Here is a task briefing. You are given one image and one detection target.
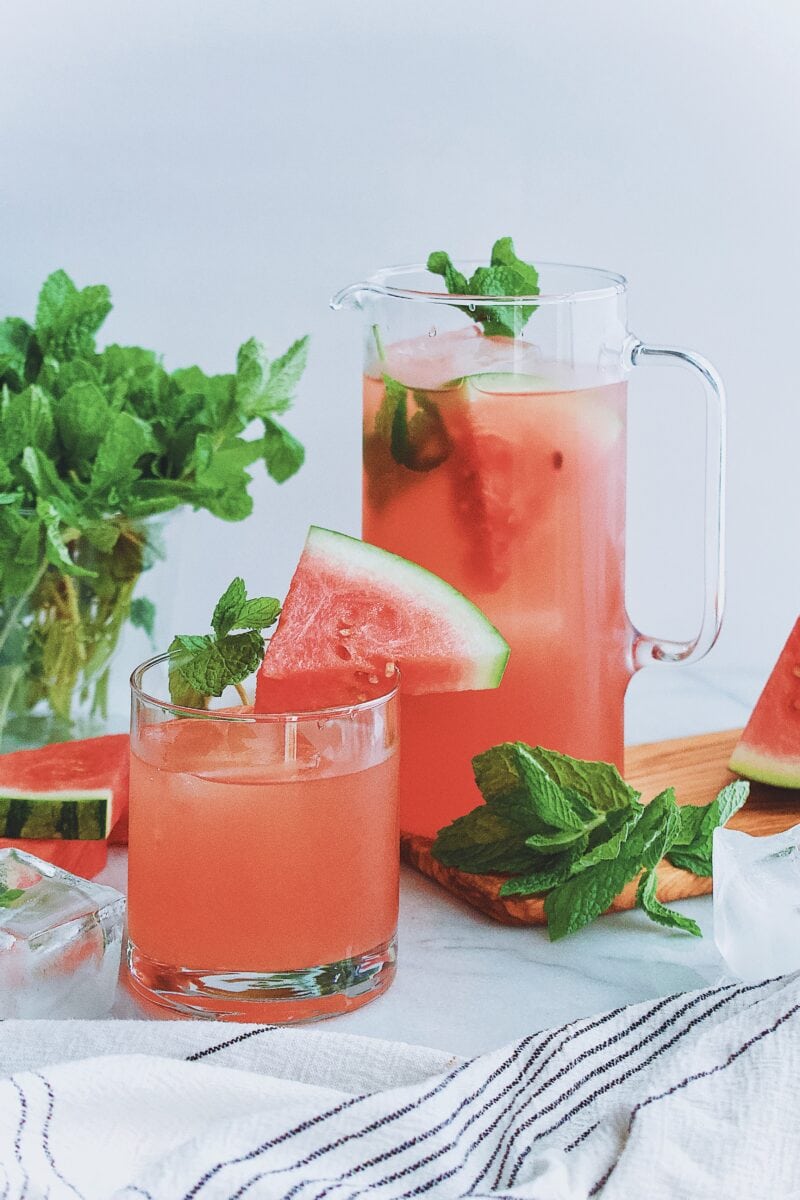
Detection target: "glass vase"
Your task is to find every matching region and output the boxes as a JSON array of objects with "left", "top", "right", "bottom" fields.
[{"left": 0, "top": 511, "right": 173, "bottom": 751}]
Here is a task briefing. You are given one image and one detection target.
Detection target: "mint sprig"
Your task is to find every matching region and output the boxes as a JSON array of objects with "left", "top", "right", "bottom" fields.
[
  {"left": 168, "top": 577, "right": 280, "bottom": 707},
  {"left": 426, "top": 236, "right": 540, "bottom": 338},
  {"left": 431, "top": 742, "right": 750, "bottom": 940}
]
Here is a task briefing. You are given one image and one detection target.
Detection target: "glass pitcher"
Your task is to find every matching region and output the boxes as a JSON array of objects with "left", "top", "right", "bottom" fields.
[{"left": 332, "top": 261, "right": 724, "bottom": 837}]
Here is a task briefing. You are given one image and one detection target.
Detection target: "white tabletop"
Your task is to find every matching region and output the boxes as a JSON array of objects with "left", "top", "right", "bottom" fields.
[{"left": 102, "top": 664, "right": 761, "bottom": 1057}]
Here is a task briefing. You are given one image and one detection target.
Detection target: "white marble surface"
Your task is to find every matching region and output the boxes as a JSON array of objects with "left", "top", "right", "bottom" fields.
[{"left": 101, "top": 665, "right": 762, "bottom": 1057}]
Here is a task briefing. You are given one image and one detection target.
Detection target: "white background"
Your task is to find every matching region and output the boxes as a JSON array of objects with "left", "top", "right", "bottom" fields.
[{"left": 2, "top": 1, "right": 798, "bottom": 719}]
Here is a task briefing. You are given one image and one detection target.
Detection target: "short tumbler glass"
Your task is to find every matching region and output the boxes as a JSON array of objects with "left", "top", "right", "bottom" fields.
[{"left": 126, "top": 653, "right": 399, "bottom": 1021}]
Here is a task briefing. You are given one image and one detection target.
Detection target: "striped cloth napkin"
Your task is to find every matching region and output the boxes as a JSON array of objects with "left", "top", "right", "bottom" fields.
[{"left": 0, "top": 972, "right": 798, "bottom": 1199}]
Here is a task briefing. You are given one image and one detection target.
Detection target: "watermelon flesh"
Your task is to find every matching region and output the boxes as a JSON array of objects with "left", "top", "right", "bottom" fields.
[
  {"left": 0, "top": 734, "right": 130, "bottom": 875},
  {"left": 729, "top": 617, "right": 800, "bottom": 787},
  {"left": 256, "top": 526, "right": 510, "bottom": 712}
]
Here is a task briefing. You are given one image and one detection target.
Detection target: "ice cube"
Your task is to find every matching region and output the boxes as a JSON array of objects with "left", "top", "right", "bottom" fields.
[
  {"left": 713, "top": 824, "right": 800, "bottom": 981},
  {"left": 0, "top": 848, "right": 125, "bottom": 1018}
]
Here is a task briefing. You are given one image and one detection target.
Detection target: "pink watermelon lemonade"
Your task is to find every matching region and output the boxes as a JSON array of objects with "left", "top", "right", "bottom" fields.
[
  {"left": 127, "top": 657, "right": 399, "bottom": 1022},
  {"left": 363, "top": 330, "right": 630, "bottom": 836}
]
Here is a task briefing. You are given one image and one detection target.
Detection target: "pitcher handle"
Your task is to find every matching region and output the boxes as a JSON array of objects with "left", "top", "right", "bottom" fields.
[{"left": 627, "top": 339, "right": 726, "bottom": 668}]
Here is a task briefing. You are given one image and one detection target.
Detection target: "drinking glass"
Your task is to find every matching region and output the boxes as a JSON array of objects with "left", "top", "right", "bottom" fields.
[
  {"left": 333, "top": 261, "right": 724, "bottom": 836},
  {"left": 127, "top": 654, "right": 399, "bottom": 1021}
]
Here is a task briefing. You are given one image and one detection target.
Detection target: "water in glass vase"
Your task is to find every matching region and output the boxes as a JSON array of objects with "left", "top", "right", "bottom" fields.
[{"left": 363, "top": 329, "right": 631, "bottom": 837}]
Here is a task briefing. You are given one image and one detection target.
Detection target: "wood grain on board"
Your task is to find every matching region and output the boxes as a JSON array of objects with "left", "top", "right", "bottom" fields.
[{"left": 399, "top": 729, "right": 800, "bottom": 927}]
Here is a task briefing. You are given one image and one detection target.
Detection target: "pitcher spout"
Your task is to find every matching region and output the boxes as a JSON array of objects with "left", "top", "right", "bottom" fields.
[{"left": 329, "top": 283, "right": 374, "bottom": 311}]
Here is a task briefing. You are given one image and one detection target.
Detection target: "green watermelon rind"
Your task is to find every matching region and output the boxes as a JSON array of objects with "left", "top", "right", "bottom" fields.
[
  {"left": 728, "top": 746, "right": 800, "bottom": 789},
  {"left": 727, "top": 617, "right": 800, "bottom": 790},
  {"left": 0, "top": 789, "right": 112, "bottom": 840},
  {"left": 306, "top": 526, "right": 510, "bottom": 689}
]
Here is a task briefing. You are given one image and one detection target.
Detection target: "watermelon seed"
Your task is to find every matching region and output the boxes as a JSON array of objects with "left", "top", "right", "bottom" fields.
[
  {"left": 339, "top": 627, "right": 352, "bottom": 636},
  {"left": 385, "top": 662, "right": 396, "bottom": 677},
  {"left": 552, "top": 451, "right": 564, "bottom": 470},
  {"left": 368, "top": 674, "right": 379, "bottom": 685},
  {"left": 336, "top": 644, "right": 352, "bottom": 661}
]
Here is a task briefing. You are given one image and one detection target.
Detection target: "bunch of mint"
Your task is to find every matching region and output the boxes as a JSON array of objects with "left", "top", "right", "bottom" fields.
[
  {"left": 432, "top": 741, "right": 749, "bottom": 940},
  {"left": 427, "top": 236, "right": 540, "bottom": 337},
  {"left": 168, "top": 577, "right": 280, "bottom": 708},
  {"left": 0, "top": 270, "right": 308, "bottom": 739}
]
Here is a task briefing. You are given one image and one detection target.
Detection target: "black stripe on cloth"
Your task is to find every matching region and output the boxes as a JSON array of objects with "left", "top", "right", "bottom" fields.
[
  {"left": 10, "top": 1079, "right": 29, "bottom": 1200},
  {"left": 180, "top": 1056, "right": 478, "bottom": 1199},
  {"left": 476, "top": 988, "right": 709, "bottom": 1192},
  {"left": 35, "top": 1074, "right": 86, "bottom": 1200},
  {"left": 280, "top": 1007, "right": 628, "bottom": 1200},
  {"left": 503, "top": 978, "right": 779, "bottom": 1187},
  {"left": 588, "top": 999, "right": 800, "bottom": 1197},
  {"left": 185, "top": 1027, "right": 276, "bottom": 1062}
]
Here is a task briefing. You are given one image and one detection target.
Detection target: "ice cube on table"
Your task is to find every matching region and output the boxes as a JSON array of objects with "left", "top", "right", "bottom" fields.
[
  {"left": 713, "top": 824, "right": 800, "bottom": 982},
  {"left": 0, "top": 847, "right": 125, "bottom": 1018}
]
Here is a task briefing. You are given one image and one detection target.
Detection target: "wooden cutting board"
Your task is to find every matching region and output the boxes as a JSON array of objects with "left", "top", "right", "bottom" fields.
[{"left": 399, "top": 729, "right": 800, "bottom": 927}]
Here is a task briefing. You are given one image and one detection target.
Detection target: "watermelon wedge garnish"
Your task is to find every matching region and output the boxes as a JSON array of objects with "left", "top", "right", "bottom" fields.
[
  {"left": 729, "top": 617, "right": 800, "bottom": 787},
  {"left": 0, "top": 734, "right": 130, "bottom": 874},
  {"left": 256, "top": 526, "right": 510, "bottom": 712}
]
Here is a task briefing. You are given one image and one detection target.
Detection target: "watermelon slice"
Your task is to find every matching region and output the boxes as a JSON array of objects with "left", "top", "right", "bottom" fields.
[
  {"left": 729, "top": 617, "right": 800, "bottom": 787},
  {"left": 0, "top": 734, "right": 130, "bottom": 876},
  {"left": 256, "top": 526, "right": 509, "bottom": 712}
]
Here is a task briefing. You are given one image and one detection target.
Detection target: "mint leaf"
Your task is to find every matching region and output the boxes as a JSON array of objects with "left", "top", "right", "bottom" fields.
[
  {"left": 55, "top": 381, "right": 111, "bottom": 467},
  {"left": 167, "top": 637, "right": 208, "bottom": 709},
  {"left": 375, "top": 376, "right": 405, "bottom": 439},
  {"left": 666, "top": 780, "right": 750, "bottom": 877},
  {"left": 636, "top": 870, "right": 701, "bottom": 937},
  {"left": 238, "top": 596, "right": 282, "bottom": 629},
  {"left": 0, "top": 319, "right": 39, "bottom": 390},
  {"left": 235, "top": 335, "right": 309, "bottom": 417},
  {"left": 432, "top": 805, "right": 543, "bottom": 875},
  {"left": 426, "top": 252, "right": 470, "bottom": 296},
  {"left": 171, "top": 631, "right": 263, "bottom": 697},
  {"left": 543, "top": 790, "right": 679, "bottom": 941},
  {"left": 568, "top": 804, "right": 644, "bottom": 876},
  {"left": 427, "top": 237, "right": 540, "bottom": 338},
  {"left": 525, "top": 745, "right": 640, "bottom": 813},
  {"left": 262, "top": 416, "right": 305, "bottom": 483},
  {"left": 263, "top": 336, "right": 310, "bottom": 413},
  {"left": 525, "top": 829, "right": 590, "bottom": 853},
  {"left": 36, "top": 499, "right": 96, "bottom": 578},
  {"left": 499, "top": 855, "right": 578, "bottom": 897},
  {"left": 168, "top": 578, "right": 280, "bottom": 705},
  {"left": 211, "top": 577, "right": 247, "bottom": 638},
  {"left": 389, "top": 389, "right": 451, "bottom": 472},
  {"left": 474, "top": 743, "right": 590, "bottom": 832},
  {"left": 130, "top": 596, "right": 156, "bottom": 642},
  {"left": 35, "top": 270, "right": 112, "bottom": 359},
  {"left": 90, "top": 411, "right": 157, "bottom": 495}
]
